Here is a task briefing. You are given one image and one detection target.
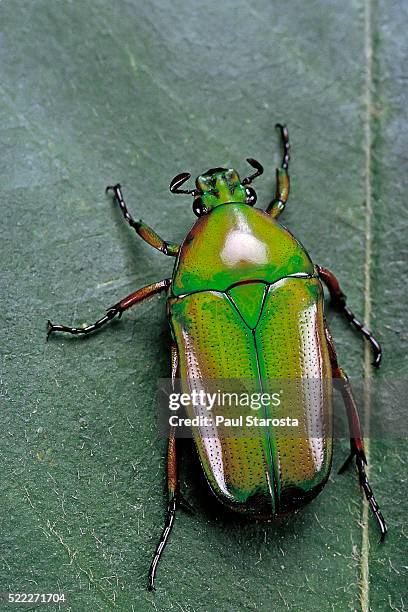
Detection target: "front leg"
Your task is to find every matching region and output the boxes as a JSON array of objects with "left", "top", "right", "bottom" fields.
[
  {"left": 265, "top": 123, "right": 290, "bottom": 218},
  {"left": 106, "top": 184, "right": 179, "bottom": 256},
  {"left": 47, "top": 278, "right": 171, "bottom": 339}
]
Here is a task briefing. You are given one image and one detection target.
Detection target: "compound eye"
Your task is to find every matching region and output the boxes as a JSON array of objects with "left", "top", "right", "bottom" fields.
[
  {"left": 245, "top": 186, "right": 257, "bottom": 206},
  {"left": 193, "top": 197, "right": 205, "bottom": 217}
]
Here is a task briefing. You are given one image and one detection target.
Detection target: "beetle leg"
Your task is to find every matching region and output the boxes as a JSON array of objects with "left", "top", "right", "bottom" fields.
[
  {"left": 148, "top": 349, "right": 178, "bottom": 591},
  {"left": 266, "top": 123, "right": 290, "bottom": 217},
  {"left": 336, "top": 368, "right": 388, "bottom": 541},
  {"left": 325, "top": 326, "right": 388, "bottom": 541},
  {"left": 106, "top": 183, "right": 179, "bottom": 256},
  {"left": 148, "top": 430, "right": 178, "bottom": 591},
  {"left": 148, "top": 344, "right": 184, "bottom": 590},
  {"left": 317, "top": 265, "right": 382, "bottom": 367},
  {"left": 47, "top": 279, "right": 171, "bottom": 339}
]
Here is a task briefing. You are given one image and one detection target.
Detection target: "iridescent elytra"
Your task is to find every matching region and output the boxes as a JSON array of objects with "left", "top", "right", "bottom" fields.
[{"left": 47, "top": 124, "right": 387, "bottom": 590}]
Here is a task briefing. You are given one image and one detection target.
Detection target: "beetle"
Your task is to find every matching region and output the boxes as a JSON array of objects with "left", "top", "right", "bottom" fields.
[{"left": 47, "top": 124, "right": 387, "bottom": 590}]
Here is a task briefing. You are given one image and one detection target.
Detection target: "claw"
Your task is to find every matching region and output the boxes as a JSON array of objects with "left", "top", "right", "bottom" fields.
[
  {"left": 46, "top": 320, "right": 54, "bottom": 341},
  {"left": 380, "top": 522, "right": 388, "bottom": 543},
  {"left": 372, "top": 350, "right": 382, "bottom": 368},
  {"left": 105, "top": 183, "right": 121, "bottom": 194}
]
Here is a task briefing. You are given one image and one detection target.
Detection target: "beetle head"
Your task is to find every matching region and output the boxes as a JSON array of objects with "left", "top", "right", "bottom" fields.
[{"left": 169, "top": 159, "right": 263, "bottom": 217}]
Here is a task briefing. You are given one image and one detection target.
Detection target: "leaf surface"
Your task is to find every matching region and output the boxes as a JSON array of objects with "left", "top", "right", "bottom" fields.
[{"left": 1, "top": 1, "right": 407, "bottom": 610}]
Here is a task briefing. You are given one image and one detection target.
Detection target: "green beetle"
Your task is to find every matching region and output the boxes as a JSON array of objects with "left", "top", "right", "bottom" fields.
[{"left": 47, "top": 124, "right": 386, "bottom": 590}]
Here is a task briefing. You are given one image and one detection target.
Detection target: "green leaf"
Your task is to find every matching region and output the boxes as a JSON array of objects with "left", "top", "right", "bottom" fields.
[{"left": 1, "top": 1, "right": 406, "bottom": 610}]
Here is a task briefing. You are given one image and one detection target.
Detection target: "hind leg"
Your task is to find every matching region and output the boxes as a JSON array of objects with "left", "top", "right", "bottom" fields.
[
  {"left": 325, "top": 326, "right": 387, "bottom": 540},
  {"left": 148, "top": 427, "right": 179, "bottom": 591},
  {"left": 148, "top": 343, "right": 193, "bottom": 590}
]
